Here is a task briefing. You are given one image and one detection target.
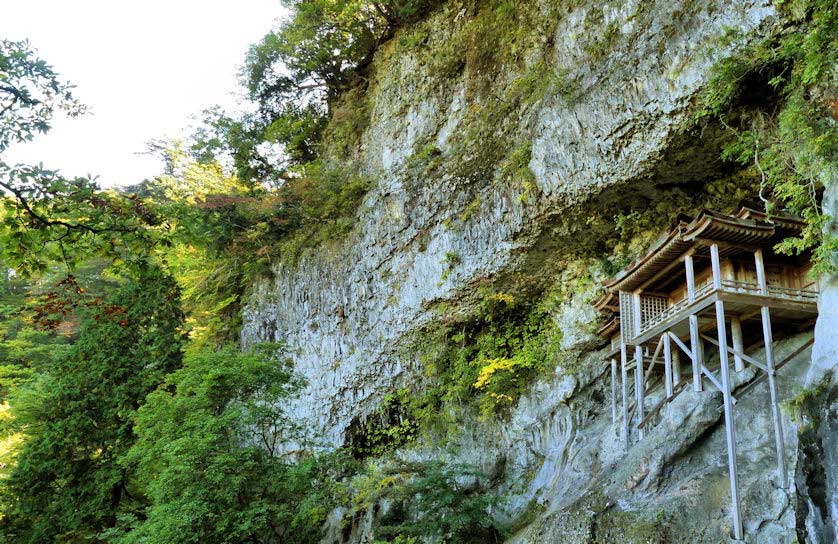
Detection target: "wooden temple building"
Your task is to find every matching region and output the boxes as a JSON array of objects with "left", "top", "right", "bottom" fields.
[{"left": 592, "top": 205, "right": 819, "bottom": 540}]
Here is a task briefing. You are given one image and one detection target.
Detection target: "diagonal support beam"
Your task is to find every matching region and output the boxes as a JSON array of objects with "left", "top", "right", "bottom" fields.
[
  {"left": 644, "top": 336, "right": 665, "bottom": 387},
  {"left": 700, "top": 365, "right": 738, "bottom": 404},
  {"left": 668, "top": 332, "right": 693, "bottom": 361},
  {"left": 701, "top": 334, "right": 770, "bottom": 373},
  {"left": 736, "top": 338, "right": 813, "bottom": 398}
]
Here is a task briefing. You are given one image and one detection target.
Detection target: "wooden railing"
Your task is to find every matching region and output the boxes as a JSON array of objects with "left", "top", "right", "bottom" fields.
[
  {"left": 633, "top": 280, "right": 818, "bottom": 339},
  {"left": 635, "top": 281, "right": 712, "bottom": 336},
  {"left": 720, "top": 279, "right": 819, "bottom": 301}
]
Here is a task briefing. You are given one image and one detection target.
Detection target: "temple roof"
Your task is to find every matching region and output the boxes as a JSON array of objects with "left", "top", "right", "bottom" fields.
[
  {"left": 592, "top": 291, "right": 618, "bottom": 312},
  {"left": 596, "top": 315, "right": 621, "bottom": 338},
  {"left": 601, "top": 206, "right": 804, "bottom": 293}
]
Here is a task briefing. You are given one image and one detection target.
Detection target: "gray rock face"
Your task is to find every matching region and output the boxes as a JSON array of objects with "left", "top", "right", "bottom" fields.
[
  {"left": 240, "top": 0, "right": 838, "bottom": 540},
  {"left": 242, "top": 0, "right": 778, "bottom": 449},
  {"left": 810, "top": 169, "right": 838, "bottom": 386},
  {"left": 506, "top": 334, "right": 820, "bottom": 543}
]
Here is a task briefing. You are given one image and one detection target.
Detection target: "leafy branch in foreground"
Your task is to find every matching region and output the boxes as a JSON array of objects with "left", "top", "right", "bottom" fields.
[
  {"left": 0, "top": 163, "right": 164, "bottom": 276},
  {"left": 0, "top": 38, "right": 85, "bottom": 152},
  {"left": 0, "top": 40, "right": 163, "bottom": 278}
]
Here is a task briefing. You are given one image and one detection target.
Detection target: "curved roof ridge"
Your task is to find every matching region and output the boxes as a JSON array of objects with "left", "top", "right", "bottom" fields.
[{"left": 601, "top": 205, "right": 803, "bottom": 293}]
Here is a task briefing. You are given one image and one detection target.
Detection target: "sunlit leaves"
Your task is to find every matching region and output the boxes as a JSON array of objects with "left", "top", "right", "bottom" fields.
[
  {"left": 115, "top": 344, "right": 356, "bottom": 544},
  {"left": 0, "top": 40, "right": 162, "bottom": 279},
  {"left": 200, "top": 1, "right": 442, "bottom": 183},
  {"left": 0, "top": 162, "right": 163, "bottom": 277},
  {"left": 702, "top": 0, "right": 838, "bottom": 274}
]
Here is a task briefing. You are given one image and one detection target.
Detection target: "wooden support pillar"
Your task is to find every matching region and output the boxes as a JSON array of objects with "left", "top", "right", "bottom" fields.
[
  {"left": 711, "top": 243, "right": 723, "bottom": 291},
  {"left": 674, "top": 347, "right": 682, "bottom": 384},
  {"left": 634, "top": 345, "right": 645, "bottom": 440},
  {"left": 632, "top": 292, "right": 643, "bottom": 337},
  {"left": 663, "top": 332, "right": 673, "bottom": 398},
  {"left": 620, "top": 342, "right": 629, "bottom": 450},
  {"left": 761, "top": 306, "right": 787, "bottom": 487},
  {"left": 631, "top": 287, "right": 645, "bottom": 440},
  {"left": 611, "top": 358, "right": 618, "bottom": 426},
  {"left": 731, "top": 316, "right": 745, "bottom": 372},
  {"left": 713, "top": 243, "right": 743, "bottom": 541},
  {"left": 685, "top": 254, "right": 703, "bottom": 392},
  {"left": 755, "top": 248, "right": 787, "bottom": 487},
  {"left": 754, "top": 247, "right": 767, "bottom": 295}
]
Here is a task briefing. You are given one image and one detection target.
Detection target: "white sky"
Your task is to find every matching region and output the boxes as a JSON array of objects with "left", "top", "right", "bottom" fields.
[{"left": 0, "top": 0, "right": 285, "bottom": 187}]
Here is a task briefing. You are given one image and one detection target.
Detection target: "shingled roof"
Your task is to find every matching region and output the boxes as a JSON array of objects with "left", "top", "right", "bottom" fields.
[{"left": 601, "top": 206, "right": 804, "bottom": 293}]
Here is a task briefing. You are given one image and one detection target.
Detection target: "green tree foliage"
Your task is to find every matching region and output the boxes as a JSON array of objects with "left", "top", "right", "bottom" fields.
[
  {"left": 0, "top": 165, "right": 164, "bottom": 276},
  {"left": 245, "top": 1, "right": 381, "bottom": 109},
  {"left": 0, "top": 258, "right": 118, "bottom": 484},
  {"left": 696, "top": 0, "right": 838, "bottom": 273},
  {"left": 417, "top": 290, "right": 559, "bottom": 422},
  {"left": 188, "top": 108, "right": 301, "bottom": 187},
  {"left": 134, "top": 144, "right": 368, "bottom": 344},
  {"left": 0, "top": 39, "right": 84, "bottom": 152},
  {"left": 0, "top": 290, "right": 69, "bottom": 400},
  {"left": 245, "top": 0, "right": 443, "bottom": 111},
  {"left": 113, "top": 343, "right": 356, "bottom": 544},
  {"left": 196, "top": 0, "right": 442, "bottom": 183},
  {"left": 353, "top": 462, "right": 501, "bottom": 543},
  {"left": 0, "top": 265, "right": 184, "bottom": 543},
  {"left": 0, "top": 40, "right": 163, "bottom": 277}
]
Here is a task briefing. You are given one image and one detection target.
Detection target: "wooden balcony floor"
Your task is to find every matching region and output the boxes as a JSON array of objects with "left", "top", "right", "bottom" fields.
[{"left": 629, "top": 285, "right": 818, "bottom": 346}]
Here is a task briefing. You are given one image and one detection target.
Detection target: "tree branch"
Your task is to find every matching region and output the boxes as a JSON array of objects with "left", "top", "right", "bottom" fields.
[{"left": 0, "top": 179, "right": 135, "bottom": 235}]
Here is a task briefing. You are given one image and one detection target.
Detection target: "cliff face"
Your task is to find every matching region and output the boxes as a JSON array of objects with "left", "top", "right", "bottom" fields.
[{"left": 241, "top": 0, "right": 838, "bottom": 541}]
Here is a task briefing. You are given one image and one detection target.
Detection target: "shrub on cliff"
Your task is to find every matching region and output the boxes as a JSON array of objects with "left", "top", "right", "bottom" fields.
[{"left": 696, "top": 0, "right": 838, "bottom": 274}]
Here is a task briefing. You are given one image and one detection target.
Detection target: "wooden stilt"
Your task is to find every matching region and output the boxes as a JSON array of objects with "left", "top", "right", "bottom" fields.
[
  {"left": 634, "top": 345, "right": 645, "bottom": 440},
  {"left": 689, "top": 316, "right": 704, "bottom": 392},
  {"left": 731, "top": 316, "right": 745, "bottom": 372},
  {"left": 711, "top": 245, "right": 722, "bottom": 291},
  {"left": 761, "top": 306, "right": 787, "bottom": 487},
  {"left": 611, "top": 358, "right": 618, "bottom": 426},
  {"left": 685, "top": 253, "right": 696, "bottom": 301},
  {"left": 672, "top": 347, "right": 681, "bottom": 386},
  {"left": 755, "top": 248, "right": 787, "bottom": 487},
  {"left": 620, "top": 342, "right": 629, "bottom": 450},
  {"left": 685, "top": 254, "right": 703, "bottom": 392},
  {"left": 663, "top": 332, "right": 673, "bottom": 398},
  {"left": 712, "top": 244, "right": 743, "bottom": 541}
]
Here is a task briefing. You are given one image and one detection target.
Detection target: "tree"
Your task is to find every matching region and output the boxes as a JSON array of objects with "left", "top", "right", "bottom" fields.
[
  {"left": 0, "top": 265, "right": 185, "bottom": 543},
  {"left": 244, "top": 0, "right": 443, "bottom": 111},
  {"left": 195, "top": 0, "right": 442, "bottom": 183},
  {"left": 113, "top": 344, "right": 356, "bottom": 544},
  {"left": 0, "top": 40, "right": 162, "bottom": 277},
  {"left": 0, "top": 39, "right": 84, "bottom": 152}
]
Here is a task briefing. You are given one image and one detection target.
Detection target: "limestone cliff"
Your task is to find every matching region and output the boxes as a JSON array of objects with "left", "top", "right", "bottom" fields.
[{"left": 242, "top": 0, "right": 838, "bottom": 541}]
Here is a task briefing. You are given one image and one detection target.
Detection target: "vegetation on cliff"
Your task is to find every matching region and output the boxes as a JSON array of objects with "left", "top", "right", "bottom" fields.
[
  {"left": 696, "top": 0, "right": 838, "bottom": 274},
  {"left": 0, "top": 0, "right": 835, "bottom": 542}
]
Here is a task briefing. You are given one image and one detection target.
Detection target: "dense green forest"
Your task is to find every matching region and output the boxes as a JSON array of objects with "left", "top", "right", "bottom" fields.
[{"left": 0, "top": 0, "right": 835, "bottom": 542}]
